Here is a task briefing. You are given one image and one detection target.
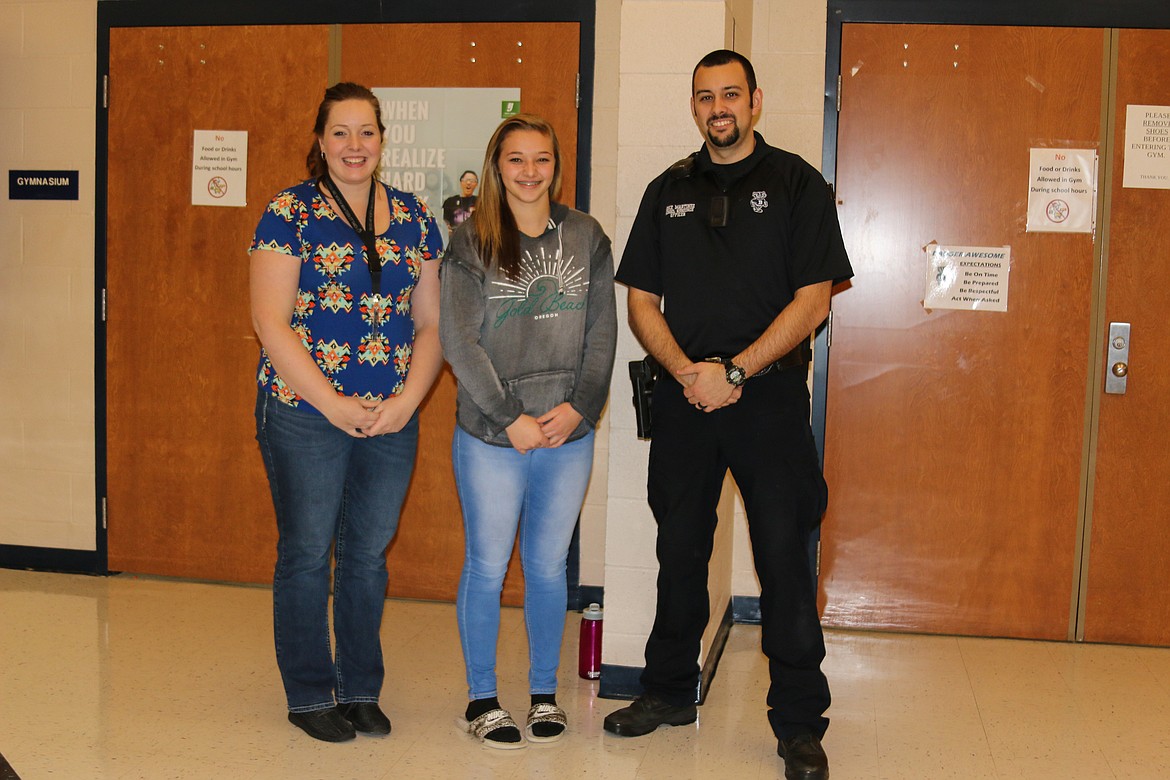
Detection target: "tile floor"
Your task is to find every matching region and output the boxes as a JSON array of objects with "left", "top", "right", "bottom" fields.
[{"left": 3, "top": 568, "right": 1170, "bottom": 779}]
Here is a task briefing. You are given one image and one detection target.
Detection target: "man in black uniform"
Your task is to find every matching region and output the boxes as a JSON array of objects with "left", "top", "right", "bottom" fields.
[{"left": 603, "top": 50, "right": 852, "bottom": 780}]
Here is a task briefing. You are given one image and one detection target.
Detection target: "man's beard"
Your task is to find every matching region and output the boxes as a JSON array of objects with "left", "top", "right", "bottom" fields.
[{"left": 706, "top": 117, "right": 741, "bottom": 148}]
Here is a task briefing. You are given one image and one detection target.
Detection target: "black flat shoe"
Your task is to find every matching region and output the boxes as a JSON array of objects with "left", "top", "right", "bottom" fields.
[
  {"left": 288, "top": 707, "right": 357, "bottom": 742},
  {"left": 777, "top": 732, "right": 829, "bottom": 780},
  {"left": 339, "top": 702, "right": 391, "bottom": 735},
  {"left": 602, "top": 692, "right": 696, "bottom": 737}
]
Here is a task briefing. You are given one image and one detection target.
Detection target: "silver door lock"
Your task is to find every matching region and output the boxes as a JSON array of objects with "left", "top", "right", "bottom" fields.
[{"left": 1105, "top": 322, "right": 1130, "bottom": 394}]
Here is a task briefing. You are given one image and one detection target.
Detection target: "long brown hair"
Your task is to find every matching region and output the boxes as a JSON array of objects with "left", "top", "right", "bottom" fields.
[
  {"left": 304, "top": 82, "right": 386, "bottom": 178},
  {"left": 473, "top": 114, "right": 563, "bottom": 279}
]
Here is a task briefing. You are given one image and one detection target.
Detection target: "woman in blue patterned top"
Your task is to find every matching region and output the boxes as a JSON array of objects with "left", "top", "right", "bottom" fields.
[{"left": 249, "top": 82, "right": 442, "bottom": 743}]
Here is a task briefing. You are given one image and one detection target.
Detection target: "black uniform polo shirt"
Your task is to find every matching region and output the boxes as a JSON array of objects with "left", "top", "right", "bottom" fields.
[{"left": 616, "top": 133, "right": 853, "bottom": 360}]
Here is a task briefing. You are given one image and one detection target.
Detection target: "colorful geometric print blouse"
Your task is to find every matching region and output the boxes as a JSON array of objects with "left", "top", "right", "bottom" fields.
[{"left": 249, "top": 179, "right": 441, "bottom": 415}]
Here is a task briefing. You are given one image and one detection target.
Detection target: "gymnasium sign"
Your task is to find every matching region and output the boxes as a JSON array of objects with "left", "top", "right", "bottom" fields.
[
  {"left": 191, "top": 130, "right": 248, "bottom": 207},
  {"left": 9, "top": 170, "right": 79, "bottom": 200}
]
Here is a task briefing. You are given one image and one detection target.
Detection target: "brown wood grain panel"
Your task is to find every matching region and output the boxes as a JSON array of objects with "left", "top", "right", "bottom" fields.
[
  {"left": 107, "top": 26, "right": 330, "bottom": 582},
  {"left": 1083, "top": 28, "right": 1170, "bottom": 645},
  {"left": 821, "top": 25, "right": 1102, "bottom": 637},
  {"left": 340, "top": 23, "right": 580, "bottom": 604}
]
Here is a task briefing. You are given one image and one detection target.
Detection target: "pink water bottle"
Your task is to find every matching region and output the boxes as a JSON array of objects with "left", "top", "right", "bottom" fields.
[{"left": 578, "top": 602, "right": 603, "bottom": 679}]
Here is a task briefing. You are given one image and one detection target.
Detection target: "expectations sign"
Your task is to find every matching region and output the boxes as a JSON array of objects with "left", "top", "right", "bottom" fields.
[{"left": 923, "top": 244, "right": 1011, "bottom": 312}]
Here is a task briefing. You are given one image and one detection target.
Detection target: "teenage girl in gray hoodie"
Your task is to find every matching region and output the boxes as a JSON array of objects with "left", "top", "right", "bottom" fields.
[{"left": 440, "top": 114, "right": 616, "bottom": 749}]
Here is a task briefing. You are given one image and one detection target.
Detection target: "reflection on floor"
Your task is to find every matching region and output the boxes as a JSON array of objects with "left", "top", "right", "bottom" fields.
[{"left": 3, "top": 568, "right": 1170, "bottom": 779}]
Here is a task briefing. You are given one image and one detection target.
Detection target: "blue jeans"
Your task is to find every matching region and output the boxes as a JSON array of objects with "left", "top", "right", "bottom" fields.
[
  {"left": 452, "top": 427, "right": 594, "bottom": 699},
  {"left": 255, "top": 390, "right": 418, "bottom": 713}
]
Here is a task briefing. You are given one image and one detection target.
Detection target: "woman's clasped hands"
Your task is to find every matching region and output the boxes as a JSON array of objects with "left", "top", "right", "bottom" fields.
[
  {"left": 324, "top": 395, "right": 414, "bottom": 438},
  {"left": 505, "top": 402, "right": 582, "bottom": 454}
]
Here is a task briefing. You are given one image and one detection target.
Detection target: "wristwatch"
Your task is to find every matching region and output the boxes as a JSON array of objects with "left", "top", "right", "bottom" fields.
[{"left": 723, "top": 359, "right": 747, "bottom": 387}]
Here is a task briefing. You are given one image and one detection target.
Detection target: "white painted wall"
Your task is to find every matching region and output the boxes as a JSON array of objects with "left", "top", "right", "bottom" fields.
[
  {"left": 0, "top": 0, "right": 98, "bottom": 551},
  {"left": 601, "top": 0, "right": 741, "bottom": 671},
  {"left": 577, "top": 0, "right": 624, "bottom": 589}
]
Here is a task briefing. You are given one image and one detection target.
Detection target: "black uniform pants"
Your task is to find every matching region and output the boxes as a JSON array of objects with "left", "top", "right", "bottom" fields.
[{"left": 640, "top": 367, "right": 831, "bottom": 740}]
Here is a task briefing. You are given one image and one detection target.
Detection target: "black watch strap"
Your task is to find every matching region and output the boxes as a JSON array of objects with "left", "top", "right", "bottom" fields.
[{"left": 724, "top": 360, "right": 747, "bottom": 387}]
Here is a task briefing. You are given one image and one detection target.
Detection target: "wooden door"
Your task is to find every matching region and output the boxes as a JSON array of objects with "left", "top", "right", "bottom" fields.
[
  {"left": 821, "top": 25, "right": 1104, "bottom": 638},
  {"left": 106, "top": 23, "right": 580, "bottom": 605},
  {"left": 1082, "top": 28, "right": 1170, "bottom": 644},
  {"left": 340, "top": 23, "right": 580, "bottom": 602},
  {"left": 106, "top": 25, "right": 329, "bottom": 581}
]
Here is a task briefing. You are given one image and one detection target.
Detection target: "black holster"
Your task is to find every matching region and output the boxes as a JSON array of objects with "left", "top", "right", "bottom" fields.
[{"left": 628, "top": 355, "right": 660, "bottom": 440}]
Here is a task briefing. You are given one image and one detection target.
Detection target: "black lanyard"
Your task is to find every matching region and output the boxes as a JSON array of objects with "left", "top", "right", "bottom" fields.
[{"left": 318, "top": 174, "right": 381, "bottom": 293}]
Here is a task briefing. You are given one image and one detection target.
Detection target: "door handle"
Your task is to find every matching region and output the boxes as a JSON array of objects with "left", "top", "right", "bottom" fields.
[{"left": 1105, "top": 322, "right": 1130, "bottom": 395}]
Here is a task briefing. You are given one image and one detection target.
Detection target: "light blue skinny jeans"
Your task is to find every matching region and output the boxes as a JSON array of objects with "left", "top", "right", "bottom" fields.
[{"left": 452, "top": 426, "right": 595, "bottom": 699}]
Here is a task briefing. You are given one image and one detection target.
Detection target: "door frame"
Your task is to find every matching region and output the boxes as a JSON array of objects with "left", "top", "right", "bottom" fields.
[
  {"left": 816, "top": 0, "right": 1170, "bottom": 639},
  {"left": 43, "top": 0, "right": 596, "bottom": 577}
]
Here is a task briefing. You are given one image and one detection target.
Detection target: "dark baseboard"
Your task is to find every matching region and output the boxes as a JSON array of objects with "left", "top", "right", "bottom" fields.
[
  {"left": 0, "top": 749, "right": 20, "bottom": 780},
  {"left": 565, "top": 522, "right": 604, "bottom": 612},
  {"left": 0, "top": 545, "right": 108, "bottom": 575},
  {"left": 576, "top": 584, "right": 603, "bottom": 610},
  {"left": 732, "top": 595, "right": 761, "bottom": 624},
  {"left": 597, "top": 599, "right": 738, "bottom": 704},
  {"left": 597, "top": 663, "right": 644, "bottom": 701}
]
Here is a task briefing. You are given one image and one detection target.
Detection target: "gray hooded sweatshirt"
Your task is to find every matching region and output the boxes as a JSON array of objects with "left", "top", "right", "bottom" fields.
[{"left": 439, "top": 202, "right": 617, "bottom": 447}]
